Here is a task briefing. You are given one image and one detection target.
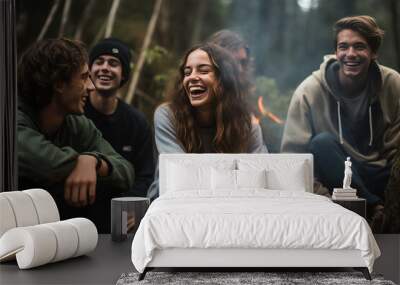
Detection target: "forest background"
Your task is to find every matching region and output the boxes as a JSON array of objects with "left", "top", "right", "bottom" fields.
[{"left": 16, "top": 0, "right": 400, "bottom": 152}]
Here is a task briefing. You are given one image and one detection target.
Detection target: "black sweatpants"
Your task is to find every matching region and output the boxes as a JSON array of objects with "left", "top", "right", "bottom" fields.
[
  {"left": 52, "top": 184, "right": 113, "bottom": 234},
  {"left": 309, "top": 132, "right": 390, "bottom": 206}
]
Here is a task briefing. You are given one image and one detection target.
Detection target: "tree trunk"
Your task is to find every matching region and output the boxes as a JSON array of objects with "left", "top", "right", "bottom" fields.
[
  {"left": 136, "top": 89, "right": 158, "bottom": 105},
  {"left": 125, "top": 0, "right": 163, "bottom": 105},
  {"left": 190, "top": 0, "right": 206, "bottom": 45},
  {"left": 156, "top": 0, "right": 171, "bottom": 48},
  {"left": 90, "top": 21, "right": 107, "bottom": 49},
  {"left": 105, "top": 0, "right": 122, "bottom": 38},
  {"left": 74, "top": 0, "right": 95, "bottom": 40},
  {"left": 37, "top": 0, "right": 60, "bottom": 41},
  {"left": 58, "top": 0, "right": 72, "bottom": 37}
]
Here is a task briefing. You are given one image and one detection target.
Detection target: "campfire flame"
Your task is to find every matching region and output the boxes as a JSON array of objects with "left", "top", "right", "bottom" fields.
[{"left": 257, "top": 96, "right": 284, "bottom": 125}]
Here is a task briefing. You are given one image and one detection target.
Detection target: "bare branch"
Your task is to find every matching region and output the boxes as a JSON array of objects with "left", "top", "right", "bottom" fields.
[
  {"left": 136, "top": 89, "right": 158, "bottom": 105},
  {"left": 37, "top": 0, "right": 61, "bottom": 41},
  {"left": 74, "top": 0, "right": 96, "bottom": 40},
  {"left": 190, "top": 1, "right": 206, "bottom": 45},
  {"left": 90, "top": 21, "right": 107, "bottom": 49},
  {"left": 125, "top": 0, "right": 163, "bottom": 105},
  {"left": 58, "top": 0, "right": 72, "bottom": 37},
  {"left": 105, "top": 0, "right": 122, "bottom": 38}
]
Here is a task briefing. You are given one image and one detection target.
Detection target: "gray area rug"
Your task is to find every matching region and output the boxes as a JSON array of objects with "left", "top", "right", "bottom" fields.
[{"left": 116, "top": 271, "right": 396, "bottom": 285}]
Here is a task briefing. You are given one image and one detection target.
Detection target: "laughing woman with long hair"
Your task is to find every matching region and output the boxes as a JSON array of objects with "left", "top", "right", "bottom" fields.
[{"left": 147, "top": 43, "right": 267, "bottom": 199}]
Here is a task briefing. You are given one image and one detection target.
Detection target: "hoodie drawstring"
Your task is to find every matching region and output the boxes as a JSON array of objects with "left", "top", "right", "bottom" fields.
[
  {"left": 369, "top": 106, "right": 373, "bottom": 146},
  {"left": 337, "top": 101, "right": 374, "bottom": 146},
  {"left": 337, "top": 101, "right": 344, "bottom": 145}
]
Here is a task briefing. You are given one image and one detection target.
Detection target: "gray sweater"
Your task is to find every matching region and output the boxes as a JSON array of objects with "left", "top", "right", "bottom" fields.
[{"left": 147, "top": 104, "right": 268, "bottom": 199}]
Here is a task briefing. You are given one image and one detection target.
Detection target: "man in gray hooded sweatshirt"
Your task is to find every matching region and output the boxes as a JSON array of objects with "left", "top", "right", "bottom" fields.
[{"left": 281, "top": 15, "right": 400, "bottom": 231}]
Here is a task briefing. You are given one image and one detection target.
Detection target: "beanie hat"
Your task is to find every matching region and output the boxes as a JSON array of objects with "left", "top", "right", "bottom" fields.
[{"left": 89, "top": 38, "right": 131, "bottom": 86}]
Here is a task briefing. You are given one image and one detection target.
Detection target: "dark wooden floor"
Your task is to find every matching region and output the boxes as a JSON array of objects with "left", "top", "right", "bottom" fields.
[
  {"left": 374, "top": 234, "right": 400, "bottom": 284},
  {"left": 0, "top": 234, "right": 398, "bottom": 284}
]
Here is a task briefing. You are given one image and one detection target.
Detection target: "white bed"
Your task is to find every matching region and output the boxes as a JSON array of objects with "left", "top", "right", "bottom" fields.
[{"left": 131, "top": 154, "right": 380, "bottom": 280}]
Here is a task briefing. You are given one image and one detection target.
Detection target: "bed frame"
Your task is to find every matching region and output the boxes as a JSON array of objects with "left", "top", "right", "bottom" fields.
[
  {"left": 138, "top": 154, "right": 372, "bottom": 280},
  {"left": 140, "top": 248, "right": 370, "bottom": 280}
]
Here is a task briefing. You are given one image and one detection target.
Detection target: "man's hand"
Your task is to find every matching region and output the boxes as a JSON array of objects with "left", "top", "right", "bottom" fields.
[{"left": 64, "top": 155, "right": 97, "bottom": 207}]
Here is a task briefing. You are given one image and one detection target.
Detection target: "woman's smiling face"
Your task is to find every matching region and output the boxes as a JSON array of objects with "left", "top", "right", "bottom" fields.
[{"left": 182, "top": 49, "right": 217, "bottom": 110}]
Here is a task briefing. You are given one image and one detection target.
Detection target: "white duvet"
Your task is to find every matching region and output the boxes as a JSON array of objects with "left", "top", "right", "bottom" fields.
[{"left": 131, "top": 190, "right": 380, "bottom": 273}]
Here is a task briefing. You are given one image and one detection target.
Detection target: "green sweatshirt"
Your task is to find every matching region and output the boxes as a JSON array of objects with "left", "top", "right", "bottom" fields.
[{"left": 17, "top": 98, "right": 135, "bottom": 193}]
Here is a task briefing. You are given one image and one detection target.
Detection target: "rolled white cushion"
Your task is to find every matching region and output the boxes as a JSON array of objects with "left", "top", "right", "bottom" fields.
[
  {"left": 0, "top": 226, "right": 57, "bottom": 269},
  {"left": 65, "top": 218, "right": 98, "bottom": 257},
  {"left": 0, "top": 196, "right": 17, "bottom": 237},
  {"left": 0, "top": 191, "right": 39, "bottom": 227},
  {"left": 0, "top": 189, "right": 59, "bottom": 238},
  {"left": 42, "top": 221, "right": 79, "bottom": 262},
  {"left": 0, "top": 218, "right": 98, "bottom": 269},
  {"left": 23, "top": 189, "right": 60, "bottom": 223}
]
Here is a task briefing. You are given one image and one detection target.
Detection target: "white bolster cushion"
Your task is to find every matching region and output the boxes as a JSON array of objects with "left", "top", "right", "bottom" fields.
[
  {"left": 0, "top": 226, "right": 57, "bottom": 269},
  {"left": 0, "top": 191, "right": 39, "bottom": 228},
  {"left": 65, "top": 218, "right": 98, "bottom": 257},
  {"left": 23, "top": 189, "right": 60, "bottom": 223},
  {"left": 0, "top": 218, "right": 98, "bottom": 269},
  {"left": 42, "top": 221, "right": 79, "bottom": 262},
  {"left": 0, "top": 196, "right": 17, "bottom": 237},
  {"left": 0, "top": 189, "right": 60, "bottom": 238}
]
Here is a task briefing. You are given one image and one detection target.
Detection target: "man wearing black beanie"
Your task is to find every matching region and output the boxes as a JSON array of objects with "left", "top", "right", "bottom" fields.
[{"left": 85, "top": 38, "right": 155, "bottom": 197}]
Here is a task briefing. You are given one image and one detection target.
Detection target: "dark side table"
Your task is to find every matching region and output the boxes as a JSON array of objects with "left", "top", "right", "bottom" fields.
[
  {"left": 111, "top": 197, "right": 150, "bottom": 242},
  {"left": 332, "top": 197, "right": 366, "bottom": 218}
]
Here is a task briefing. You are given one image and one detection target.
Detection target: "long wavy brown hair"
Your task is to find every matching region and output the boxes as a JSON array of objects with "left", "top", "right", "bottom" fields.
[{"left": 167, "top": 43, "right": 252, "bottom": 153}]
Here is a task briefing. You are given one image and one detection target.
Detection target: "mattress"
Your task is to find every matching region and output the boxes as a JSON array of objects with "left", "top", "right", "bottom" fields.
[{"left": 131, "top": 190, "right": 380, "bottom": 273}]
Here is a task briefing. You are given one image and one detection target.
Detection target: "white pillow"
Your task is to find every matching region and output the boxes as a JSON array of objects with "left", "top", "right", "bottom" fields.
[
  {"left": 211, "top": 169, "right": 268, "bottom": 190},
  {"left": 236, "top": 169, "right": 267, "bottom": 189},
  {"left": 266, "top": 163, "right": 306, "bottom": 191},
  {"left": 211, "top": 168, "right": 236, "bottom": 190},
  {"left": 167, "top": 162, "right": 211, "bottom": 191},
  {"left": 238, "top": 159, "right": 307, "bottom": 191}
]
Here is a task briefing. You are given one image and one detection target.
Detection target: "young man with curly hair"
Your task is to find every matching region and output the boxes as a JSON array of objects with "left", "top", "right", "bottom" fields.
[{"left": 17, "top": 38, "right": 135, "bottom": 233}]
